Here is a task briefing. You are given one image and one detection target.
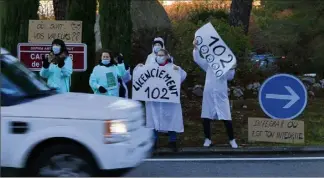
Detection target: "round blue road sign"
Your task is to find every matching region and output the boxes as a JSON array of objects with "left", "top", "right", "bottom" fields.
[{"left": 258, "top": 74, "right": 307, "bottom": 120}]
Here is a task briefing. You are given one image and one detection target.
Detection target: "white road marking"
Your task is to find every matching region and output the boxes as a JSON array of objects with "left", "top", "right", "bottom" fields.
[{"left": 145, "top": 157, "right": 324, "bottom": 162}]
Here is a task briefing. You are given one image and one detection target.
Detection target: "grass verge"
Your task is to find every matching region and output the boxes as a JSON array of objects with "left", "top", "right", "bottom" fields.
[{"left": 157, "top": 96, "right": 324, "bottom": 148}]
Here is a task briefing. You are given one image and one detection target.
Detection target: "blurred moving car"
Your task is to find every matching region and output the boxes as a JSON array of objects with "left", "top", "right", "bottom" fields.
[{"left": 0, "top": 48, "right": 153, "bottom": 177}]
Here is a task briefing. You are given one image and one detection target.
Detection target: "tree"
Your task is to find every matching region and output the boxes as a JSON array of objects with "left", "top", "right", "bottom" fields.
[
  {"left": 0, "top": 0, "right": 39, "bottom": 55},
  {"left": 252, "top": 1, "right": 324, "bottom": 76},
  {"left": 99, "top": 0, "right": 132, "bottom": 62},
  {"left": 66, "top": 0, "right": 97, "bottom": 92},
  {"left": 53, "top": 0, "right": 67, "bottom": 20},
  {"left": 229, "top": 0, "right": 253, "bottom": 34}
]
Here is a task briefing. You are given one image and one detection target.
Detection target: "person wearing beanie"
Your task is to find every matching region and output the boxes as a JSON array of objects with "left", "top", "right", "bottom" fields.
[
  {"left": 40, "top": 39, "right": 73, "bottom": 93},
  {"left": 145, "top": 37, "right": 165, "bottom": 65}
]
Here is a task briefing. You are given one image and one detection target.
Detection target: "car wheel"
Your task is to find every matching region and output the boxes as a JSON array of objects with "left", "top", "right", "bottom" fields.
[{"left": 26, "top": 144, "right": 98, "bottom": 177}]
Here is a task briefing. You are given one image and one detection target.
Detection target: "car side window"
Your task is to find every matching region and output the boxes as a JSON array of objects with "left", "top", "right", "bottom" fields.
[{"left": 0, "top": 74, "right": 26, "bottom": 106}]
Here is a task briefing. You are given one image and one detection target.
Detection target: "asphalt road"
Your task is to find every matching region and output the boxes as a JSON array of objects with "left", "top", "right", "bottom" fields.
[{"left": 125, "top": 153, "right": 324, "bottom": 177}]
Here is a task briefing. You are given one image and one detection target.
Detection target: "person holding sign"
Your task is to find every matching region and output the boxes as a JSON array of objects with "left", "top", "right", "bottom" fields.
[
  {"left": 192, "top": 39, "right": 238, "bottom": 148},
  {"left": 136, "top": 48, "right": 187, "bottom": 151},
  {"left": 40, "top": 39, "right": 73, "bottom": 93},
  {"left": 114, "top": 52, "right": 131, "bottom": 98},
  {"left": 89, "top": 49, "right": 127, "bottom": 96}
]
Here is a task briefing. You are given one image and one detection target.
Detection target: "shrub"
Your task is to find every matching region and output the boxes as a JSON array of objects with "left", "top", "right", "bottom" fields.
[
  {"left": 164, "top": 1, "right": 230, "bottom": 22},
  {"left": 189, "top": 9, "right": 228, "bottom": 24}
]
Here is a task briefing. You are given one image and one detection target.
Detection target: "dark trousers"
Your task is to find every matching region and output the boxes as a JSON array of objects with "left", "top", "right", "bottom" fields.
[
  {"left": 154, "top": 130, "right": 177, "bottom": 142},
  {"left": 202, "top": 118, "right": 234, "bottom": 140}
]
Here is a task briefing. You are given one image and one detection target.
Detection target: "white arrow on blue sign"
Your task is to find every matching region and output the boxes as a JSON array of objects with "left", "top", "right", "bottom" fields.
[{"left": 258, "top": 74, "right": 308, "bottom": 120}]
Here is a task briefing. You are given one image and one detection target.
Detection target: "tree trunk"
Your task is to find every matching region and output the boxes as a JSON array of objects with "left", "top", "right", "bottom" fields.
[
  {"left": 66, "top": 0, "right": 97, "bottom": 92},
  {"left": 229, "top": 0, "right": 253, "bottom": 35},
  {"left": 99, "top": 0, "right": 132, "bottom": 62},
  {"left": 0, "top": 0, "right": 39, "bottom": 55},
  {"left": 53, "top": 0, "right": 67, "bottom": 20}
]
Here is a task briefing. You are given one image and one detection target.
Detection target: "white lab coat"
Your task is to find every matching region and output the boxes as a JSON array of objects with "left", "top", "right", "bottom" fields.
[
  {"left": 134, "top": 62, "right": 187, "bottom": 133},
  {"left": 193, "top": 49, "right": 235, "bottom": 120}
]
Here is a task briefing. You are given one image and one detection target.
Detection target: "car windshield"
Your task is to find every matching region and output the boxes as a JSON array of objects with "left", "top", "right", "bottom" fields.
[{"left": 1, "top": 53, "right": 56, "bottom": 102}]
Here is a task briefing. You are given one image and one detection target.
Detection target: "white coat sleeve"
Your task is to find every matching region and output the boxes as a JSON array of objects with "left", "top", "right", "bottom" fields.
[
  {"left": 179, "top": 67, "right": 187, "bottom": 83},
  {"left": 145, "top": 55, "right": 151, "bottom": 65},
  {"left": 226, "top": 69, "right": 236, "bottom": 81},
  {"left": 39, "top": 67, "right": 51, "bottom": 78},
  {"left": 122, "top": 69, "right": 132, "bottom": 83},
  {"left": 61, "top": 57, "right": 73, "bottom": 77},
  {"left": 193, "top": 49, "right": 208, "bottom": 72},
  {"left": 89, "top": 67, "right": 100, "bottom": 92}
]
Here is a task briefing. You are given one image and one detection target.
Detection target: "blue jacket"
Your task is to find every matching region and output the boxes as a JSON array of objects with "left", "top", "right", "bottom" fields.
[
  {"left": 89, "top": 62, "right": 127, "bottom": 96},
  {"left": 40, "top": 56, "right": 73, "bottom": 93}
]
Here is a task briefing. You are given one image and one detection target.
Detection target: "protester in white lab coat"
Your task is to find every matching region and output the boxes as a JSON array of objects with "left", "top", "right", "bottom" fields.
[
  {"left": 136, "top": 49, "right": 187, "bottom": 151},
  {"left": 192, "top": 39, "right": 238, "bottom": 148},
  {"left": 145, "top": 37, "right": 171, "bottom": 64}
]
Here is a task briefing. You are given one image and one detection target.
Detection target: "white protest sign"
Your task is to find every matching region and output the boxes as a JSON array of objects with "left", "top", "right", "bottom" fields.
[
  {"left": 132, "top": 64, "right": 181, "bottom": 103},
  {"left": 194, "top": 22, "right": 237, "bottom": 78}
]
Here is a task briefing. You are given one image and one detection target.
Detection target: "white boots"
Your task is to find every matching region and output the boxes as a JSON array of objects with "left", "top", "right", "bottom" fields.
[{"left": 203, "top": 138, "right": 238, "bottom": 148}]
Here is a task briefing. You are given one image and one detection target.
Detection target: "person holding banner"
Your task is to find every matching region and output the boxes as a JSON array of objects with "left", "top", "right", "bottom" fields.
[
  {"left": 89, "top": 49, "right": 127, "bottom": 96},
  {"left": 192, "top": 39, "right": 238, "bottom": 149},
  {"left": 40, "top": 39, "right": 73, "bottom": 93},
  {"left": 136, "top": 48, "right": 187, "bottom": 151},
  {"left": 114, "top": 52, "right": 131, "bottom": 98}
]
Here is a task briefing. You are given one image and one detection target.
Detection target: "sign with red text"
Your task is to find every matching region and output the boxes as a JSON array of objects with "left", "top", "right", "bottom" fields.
[{"left": 17, "top": 43, "right": 87, "bottom": 72}]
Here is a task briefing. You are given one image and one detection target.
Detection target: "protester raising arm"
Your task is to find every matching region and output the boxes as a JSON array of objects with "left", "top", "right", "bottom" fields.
[
  {"left": 59, "top": 56, "right": 73, "bottom": 77},
  {"left": 173, "top": 65, "right": 187, "bottom": 83},
  {"left": 192, "top": 39, "right": 208, "bottom": 72}
]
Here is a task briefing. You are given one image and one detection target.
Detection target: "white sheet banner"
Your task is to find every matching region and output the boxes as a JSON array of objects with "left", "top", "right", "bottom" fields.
[
  {"left": 132, "top": 65, "right": 181, "bottom": 103},
  {"left": 195, "top": 22, "right": 237, "bottom": 79}
]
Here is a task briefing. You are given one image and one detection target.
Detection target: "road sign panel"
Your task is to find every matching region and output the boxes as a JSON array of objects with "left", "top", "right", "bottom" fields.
[
  {"left": 259, "top": 74, "right": 307, "bottom": 120},
  {"left": 17, "top": 43, "right": 87, "bottom": 72}
]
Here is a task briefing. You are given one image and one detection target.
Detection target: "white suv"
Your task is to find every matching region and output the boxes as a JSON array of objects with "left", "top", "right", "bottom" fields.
[{"left": 0, "top": 48, "right": 153, "bottom": 176}]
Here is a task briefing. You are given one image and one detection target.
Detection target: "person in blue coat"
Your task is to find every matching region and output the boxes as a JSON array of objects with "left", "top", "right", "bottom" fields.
[
  {"left": 89, "top": 49, "right": 127, "bottom": 96},
  {"left": 40, "top": 39, "right": 73, "bottom": 93},
  {"left": 114, "top": 52, "right": 131, "bottom": 98}
]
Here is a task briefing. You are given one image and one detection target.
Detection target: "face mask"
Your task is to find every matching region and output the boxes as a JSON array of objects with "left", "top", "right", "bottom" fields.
[
  {"left": 156, "top": 56, "right": 166, "bottom": 64},
  {"left": 153, "top": 46, "right": 161, "bottom": 53},
  {"left": 101, "top": 59, "right": 110, "bottom": 65},
  {"left": 52, "top": 46, "right": 61, "bottom": 55}
]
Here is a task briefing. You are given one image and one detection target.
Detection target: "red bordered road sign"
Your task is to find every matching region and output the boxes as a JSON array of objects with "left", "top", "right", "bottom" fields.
[{"left": 17, "top": 43, "right": 87, "bottom": 72}]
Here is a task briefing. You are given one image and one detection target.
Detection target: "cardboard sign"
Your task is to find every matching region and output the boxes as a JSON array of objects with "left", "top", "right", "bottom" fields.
[
  {"left": 132, "top": 64, "right": 181, "bottom": 103},
  {"left": 28, "top": 20, "right": 82, "bottom": 43},
  {"left": 17, "top": 43, "right": 87, "bottom": 72},
  {"left": 194, "top": 22, "right": 236, "bottom": 79},
  {"left": 248, "top": 117, "right": 305, "bottom": 144}
]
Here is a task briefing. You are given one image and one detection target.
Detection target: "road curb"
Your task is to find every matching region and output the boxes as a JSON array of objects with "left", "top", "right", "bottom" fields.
[{"left": 153, "top": 146, "right": 324, "bottom": 155}]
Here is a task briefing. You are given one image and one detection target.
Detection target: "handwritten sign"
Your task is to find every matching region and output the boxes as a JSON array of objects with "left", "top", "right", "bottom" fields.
[
  {"left": 194, "top": 22, "right": 236, "bottom": 79},
  {"left": 248, "top": 117, "right": 305, "bottom": 144},
  {"left": 28, "top": 20, "right": 82, "bottom": 43},
  {"left": 132, "top": 64, "right": 181, "bottom": 103}
]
